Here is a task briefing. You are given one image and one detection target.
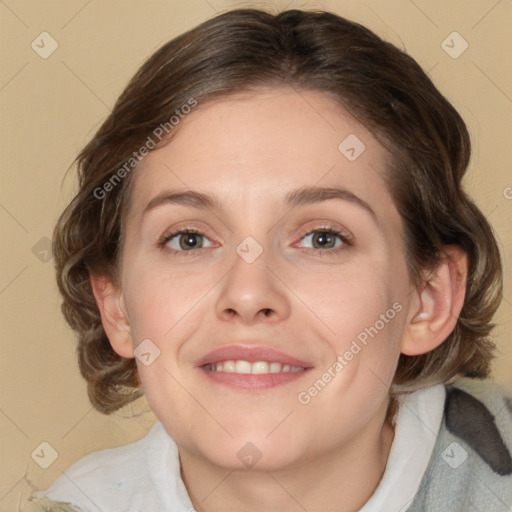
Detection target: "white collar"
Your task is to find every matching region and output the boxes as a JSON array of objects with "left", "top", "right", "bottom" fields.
[{"left": 360, "top": 384, "right": 446, "bottom": 512}]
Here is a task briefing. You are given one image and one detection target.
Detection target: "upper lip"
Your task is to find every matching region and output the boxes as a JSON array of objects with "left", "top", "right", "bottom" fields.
[{"left": 195, "top": 345, "right": 314, "bottom": 368}]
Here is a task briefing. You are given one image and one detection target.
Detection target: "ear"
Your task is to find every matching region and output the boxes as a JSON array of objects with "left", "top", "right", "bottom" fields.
[
  {"left": 401, "top": 245, "right": 468, "bottom": 356},
  {"left": 90, "top": 274, "right": 135, "bottom": 358}
]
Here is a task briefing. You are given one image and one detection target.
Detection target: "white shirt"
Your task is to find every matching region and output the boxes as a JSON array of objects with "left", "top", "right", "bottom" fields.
[{"left": 35, "top": 384, "right": 446, "bottom": 512}]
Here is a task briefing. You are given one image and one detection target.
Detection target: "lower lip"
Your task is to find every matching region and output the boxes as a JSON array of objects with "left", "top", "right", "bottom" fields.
[{"left": 199, "top": 367, "right": 312, "bottom": 390}]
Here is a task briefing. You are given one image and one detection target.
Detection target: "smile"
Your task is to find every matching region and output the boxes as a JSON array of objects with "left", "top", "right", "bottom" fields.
[
  {"left": 196, "top": 344, "right": 313, "bottom": 390},
  {"left": 202, "top": 360, "right": 306, "bottom": 374}
]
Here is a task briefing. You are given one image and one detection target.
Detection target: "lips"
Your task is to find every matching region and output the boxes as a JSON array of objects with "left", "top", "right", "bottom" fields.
[
  {"left": 196, "top": 345, "right": 314, "bottom": 390},
  {"left": 195, "top": 345, "right": 313, "bottom": 368}
]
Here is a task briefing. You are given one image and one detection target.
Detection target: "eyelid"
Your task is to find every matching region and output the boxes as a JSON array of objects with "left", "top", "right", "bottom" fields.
[
  {"left": 161, "top": 227, "right": 206, "bottom": 242},
  {"left": 293, "top": 222, "right": 354, "bottom": 246},
  {"left": 159, "top": 221, "right": 218, "bottom": 243}
]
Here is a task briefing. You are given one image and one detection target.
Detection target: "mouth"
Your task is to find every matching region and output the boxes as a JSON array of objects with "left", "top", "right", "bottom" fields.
[
  {"left": 196, "top": 345, "right": 313, "bottom": 390},
  {"left": 203, "top": 360, "right": 305, "bottom": 374}
]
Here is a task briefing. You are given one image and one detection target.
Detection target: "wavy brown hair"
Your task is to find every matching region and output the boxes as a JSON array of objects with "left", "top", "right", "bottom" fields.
[{"left": 53, "top": 8, "right": 503, "bottom": 413}]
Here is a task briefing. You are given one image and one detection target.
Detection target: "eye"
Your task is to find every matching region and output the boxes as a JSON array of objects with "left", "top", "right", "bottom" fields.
[
  {"left": 296, "top": 226, "right": 352, "bottom": 253},
  {"left": 160, "top": 229, "right": 214, "bottom": 252}
]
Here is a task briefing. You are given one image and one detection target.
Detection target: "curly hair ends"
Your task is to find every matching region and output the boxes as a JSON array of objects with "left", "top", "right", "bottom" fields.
[
  {"left": 54, "top": 171, "right": 142, "bottom": 413},
  {"left": 53, "top": 8, "right": 503, "bottom": 413}
]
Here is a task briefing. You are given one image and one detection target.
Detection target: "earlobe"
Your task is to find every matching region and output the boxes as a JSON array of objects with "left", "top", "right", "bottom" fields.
[
  {"left": 90, "top": 274, "right": 135, "bottom": 359},
  {"left": 401, "top": 245, "right": 468, "bottom": 356}
]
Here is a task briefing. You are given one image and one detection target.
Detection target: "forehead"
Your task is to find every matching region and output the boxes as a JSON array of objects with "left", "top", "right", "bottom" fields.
[{"left": 126, "top": 87, "right": 397, "bottom": 222}]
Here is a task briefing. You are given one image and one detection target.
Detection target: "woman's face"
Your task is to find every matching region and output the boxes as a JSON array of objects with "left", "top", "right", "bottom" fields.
[{"left": 113, "top": 87, "right": 418, "bottom": 470}]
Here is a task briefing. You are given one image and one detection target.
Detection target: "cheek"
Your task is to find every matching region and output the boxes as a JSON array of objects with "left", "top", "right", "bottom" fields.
[
  {"left": 297, "top": 267, "right": 407, "bottom": 433},
  {"left": 292, "top": 257, "right": 409, "bottom": 391},
  {"left": 122, "top": 264, "right": 214, "bottom": 341},
  {"left": 297, "top": 264, "right": 404, "bottom": 339}
]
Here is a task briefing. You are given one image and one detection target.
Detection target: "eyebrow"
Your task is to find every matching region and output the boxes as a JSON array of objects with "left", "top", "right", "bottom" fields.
[
  {"left": 285, "top": 186, "right": 376, "bottom": 220},
  {"left": 142, "top": 186, "right": 376, "bottom": 221}
]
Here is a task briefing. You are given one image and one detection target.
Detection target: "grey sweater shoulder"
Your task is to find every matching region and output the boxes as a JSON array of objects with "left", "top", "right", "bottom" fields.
[{"left": 408, "top": 378, "right": 512, "bottom": 512}]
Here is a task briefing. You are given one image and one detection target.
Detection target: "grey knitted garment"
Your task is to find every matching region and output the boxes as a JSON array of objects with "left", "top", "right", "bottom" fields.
[{"left": 408, "top": 378, "right": 512, "bottom": 512}]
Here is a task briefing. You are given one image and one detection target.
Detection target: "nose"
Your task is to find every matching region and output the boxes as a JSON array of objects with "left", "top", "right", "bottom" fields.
[{"left": 215, "top": 250, "right": 291, "bottom": 325}]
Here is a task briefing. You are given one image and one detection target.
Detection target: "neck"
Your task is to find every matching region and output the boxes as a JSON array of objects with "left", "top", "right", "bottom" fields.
[{"left": 179, "top": 399, "right": 395, "bottom": 512}]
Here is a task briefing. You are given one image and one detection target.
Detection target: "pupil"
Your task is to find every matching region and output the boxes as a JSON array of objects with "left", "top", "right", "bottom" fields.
[
  {"left": 314, "top": 232, "right": 333, "bottom": 248},
  {"left": 180, "top": 233, "right": 200, "bottom": 250}
]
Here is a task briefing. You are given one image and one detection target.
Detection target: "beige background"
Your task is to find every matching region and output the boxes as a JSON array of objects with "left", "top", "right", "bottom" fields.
[{"left": 1, "top": 0, "right": 511, "bottom": 509}]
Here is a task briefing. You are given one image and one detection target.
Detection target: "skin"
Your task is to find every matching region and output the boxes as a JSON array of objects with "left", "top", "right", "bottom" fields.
[{"left": 92, "top": 87, "right": 467, "bottom": 511}]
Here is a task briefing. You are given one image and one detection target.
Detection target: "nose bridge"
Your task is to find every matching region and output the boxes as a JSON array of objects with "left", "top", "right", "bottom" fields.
[{"left": 215, "top": 236, "right": 291, "bottom": 323}]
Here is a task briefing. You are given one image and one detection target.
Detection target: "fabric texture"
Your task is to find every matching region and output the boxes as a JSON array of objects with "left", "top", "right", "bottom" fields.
[
  {"left": 408, "top": 378, "right": 512, "bottom": 512},
  {"left": 360, "top": 384, "right": 446, "bottom": 511},
  {"left": 26, "top": 378, "right": 512, "bottom": 512}
]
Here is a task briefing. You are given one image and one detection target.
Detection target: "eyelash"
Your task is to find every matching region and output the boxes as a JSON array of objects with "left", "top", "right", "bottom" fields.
[
  {"left": 158, "top": 225, "right": 353, "bottom": 257},
  {"left": 158, "top": 228, "right": 214, "bottom": 257},
  {"left": 296, "top": 224, "right": 353, "bottom": 255}
]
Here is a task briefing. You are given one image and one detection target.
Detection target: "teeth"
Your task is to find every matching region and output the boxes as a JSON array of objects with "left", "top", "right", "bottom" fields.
[
  {"left": 269, "top": 362, "right": 281, "bottom": 373},
  {"left": 235, "top": 360, "right": 252, "bottom": 374},
  {"left": 252, "top": 361, "right": 269, "bottom": 374},
  {"left": 223, "top": 360, "right": 235, "bottom": 372},
  {"left": 204, "top": 360, "right": 305, "bottom": 374}
]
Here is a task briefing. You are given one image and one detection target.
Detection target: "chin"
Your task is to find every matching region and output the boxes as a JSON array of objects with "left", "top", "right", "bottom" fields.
[
  {"left": 194, "top": 435, "right": 304, "bottom": 472},
  {"left": 212, "top": 448, "right": 299, "bottom": 472}
]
